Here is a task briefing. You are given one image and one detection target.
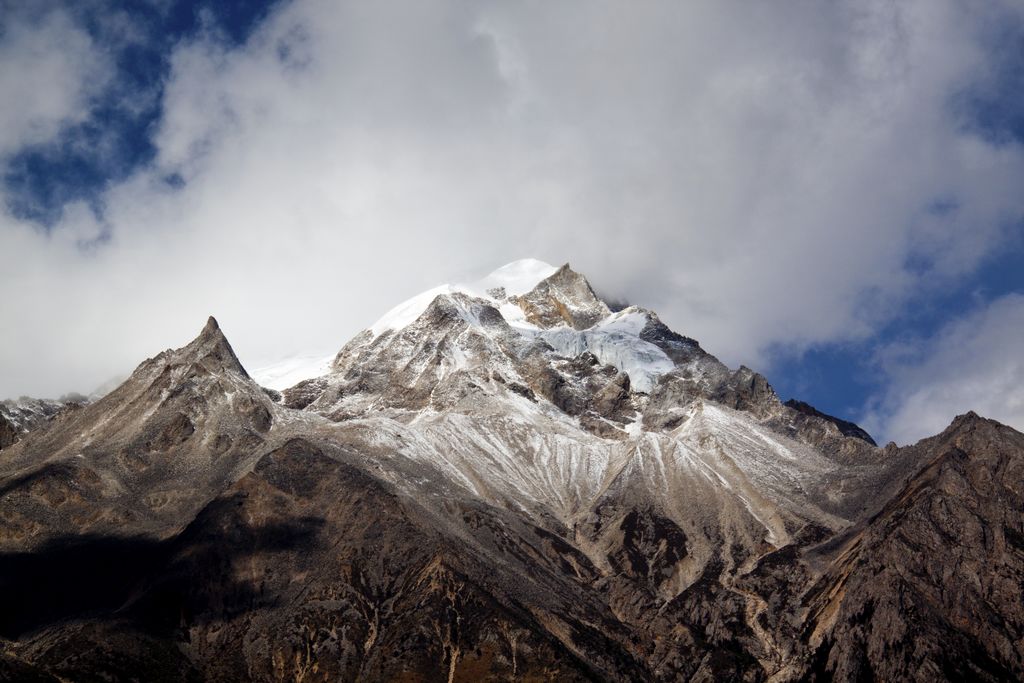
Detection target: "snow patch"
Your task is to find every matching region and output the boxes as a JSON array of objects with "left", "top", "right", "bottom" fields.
[
  {"left": 369, "top": 259, "right": 557, "bottom": 337},
  {"left": 251, "top": 353, "right": 335, "bottom": 390},
  {"left": 469, "top": 258, "right": 559, "bottom": 297},
  {"left": 370, "top": 284, "right": 453, "bottom": 337},
  {"left": 535, "top": 308, "right": 674, "bottom": 393}
]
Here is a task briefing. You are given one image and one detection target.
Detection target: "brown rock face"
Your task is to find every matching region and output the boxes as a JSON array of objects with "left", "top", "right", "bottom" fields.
[
  {"left": 784, "top": 399, "right": 877, "bottom": 446},
  {"left": 1, "top": 267, "right": 1023, "bottom": 682},
  {"left": 802, "top": 413, "right": 1024, "bottom": 682},
  {"left": 511, "top": 263, "right": 611, "bottom": 329},
  {"left": 0, "top": 415, "right": 17, "bottom": 450},
  {"left": 1, "top": 438, "right": 646, "bottom": 681}
]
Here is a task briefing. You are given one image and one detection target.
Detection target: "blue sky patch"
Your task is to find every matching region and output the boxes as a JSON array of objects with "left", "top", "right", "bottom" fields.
[{"left": 1, "top": 0, "right": 284, "bottom": 226}]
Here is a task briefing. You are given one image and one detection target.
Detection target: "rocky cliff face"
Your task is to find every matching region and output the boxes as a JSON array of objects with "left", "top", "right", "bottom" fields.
[{"left": 1, "top": 261, "right": 1021, "bottom": 682}]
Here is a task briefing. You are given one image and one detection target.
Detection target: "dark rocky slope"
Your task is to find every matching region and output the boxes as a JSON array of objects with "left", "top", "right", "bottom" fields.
[{"left": 801, "top": 412, "right": 1024, "bottom": 682}]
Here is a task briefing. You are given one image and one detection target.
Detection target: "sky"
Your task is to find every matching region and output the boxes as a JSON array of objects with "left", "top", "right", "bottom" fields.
[{"left": 1, "top": 0, "right": 1022, "bottom": 445}]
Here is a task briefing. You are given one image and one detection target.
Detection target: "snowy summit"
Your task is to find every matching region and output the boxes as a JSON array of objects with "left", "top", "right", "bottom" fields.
[{"left": 369, "top": 258, "right": 560, "bottom": 337}]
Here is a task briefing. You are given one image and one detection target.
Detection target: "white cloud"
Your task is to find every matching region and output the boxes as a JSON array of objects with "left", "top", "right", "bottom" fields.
[
  {"left": 1, "top": 0, "right": 1023, "bottom": 414},
  {"left": 862, "top": 293, "right": 1024, "bottom": 445},
  {"left": 0, "top": 10, "right": 110, "bottom": 157}
]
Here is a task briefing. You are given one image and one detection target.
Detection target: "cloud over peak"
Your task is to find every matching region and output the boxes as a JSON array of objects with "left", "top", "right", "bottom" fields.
[{"left": 0, "top": 0, "right": 1022, "bottom": 444}]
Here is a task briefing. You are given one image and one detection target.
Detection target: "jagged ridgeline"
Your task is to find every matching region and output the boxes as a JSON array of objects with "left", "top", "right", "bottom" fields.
[{"left": 1, "top": 260, "right": 1022, "bottom": 682}]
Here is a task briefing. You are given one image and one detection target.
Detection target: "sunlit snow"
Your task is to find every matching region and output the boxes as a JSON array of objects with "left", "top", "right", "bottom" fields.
[
  {"left": 251, "top": 353, "right": 335, "bottom": 390},
  {"left": 369, "top": 258, "right": 557, "bottom": 337},
  {"left": 533, "top": 308, "right": 675, "bottom": 393}
]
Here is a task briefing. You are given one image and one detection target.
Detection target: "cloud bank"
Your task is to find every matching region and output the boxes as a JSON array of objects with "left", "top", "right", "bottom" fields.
[
  {"left": 1, "top": 0, "right": 1022, "bottom": 444},
  {"left": 864, "top": 293, "right": 1024, "bottom": 444}
]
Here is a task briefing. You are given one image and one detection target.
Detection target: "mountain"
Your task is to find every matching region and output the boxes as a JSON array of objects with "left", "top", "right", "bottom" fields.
[
  {"left": 0, "top": 396, "right": 87, "bottom": 451},
  {"left": 1, "top": 260, "right": 1021, "bottom": 682}
]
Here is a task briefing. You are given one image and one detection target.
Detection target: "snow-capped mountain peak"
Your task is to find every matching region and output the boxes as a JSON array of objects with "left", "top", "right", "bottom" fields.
[
  {"left": 470, "top": 257, "right": 560, "bottom": 297},
  {"left": 5, "top": 260, "right": 1014, "bottom": 683},
  {"left": 250, "top": 260, "right": 563, "bottom": 390},
  {"left": 264, "top": 261, "right": 731, "bottom": 429},
  {"left": 368, "top": 258, "right": 560, "bottom": 338}
]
